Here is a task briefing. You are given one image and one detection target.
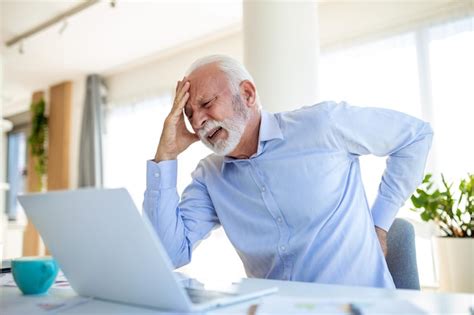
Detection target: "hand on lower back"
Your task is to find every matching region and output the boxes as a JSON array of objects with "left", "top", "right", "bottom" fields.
[{"left": 375, "top": 226, "right": 388, "bottom": 257}]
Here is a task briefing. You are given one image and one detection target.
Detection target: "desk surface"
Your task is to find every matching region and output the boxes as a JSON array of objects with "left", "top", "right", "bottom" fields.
[{"left": 1, "top": 277, "right": 473, "bottom": 314}]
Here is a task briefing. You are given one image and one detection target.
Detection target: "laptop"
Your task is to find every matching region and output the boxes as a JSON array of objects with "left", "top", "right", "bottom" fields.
[{"left": 18, "top": 188, "right": 277, "bottom": 312}]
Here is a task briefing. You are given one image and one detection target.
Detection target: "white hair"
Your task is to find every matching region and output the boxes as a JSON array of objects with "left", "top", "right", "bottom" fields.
[{"left": 185, "top": 54, "right": 261, "bottom": 109}]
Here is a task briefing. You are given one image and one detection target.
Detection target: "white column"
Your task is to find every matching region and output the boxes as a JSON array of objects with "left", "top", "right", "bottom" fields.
[{"left": 243, "top": 1, "right": 320, "bottom": 112}]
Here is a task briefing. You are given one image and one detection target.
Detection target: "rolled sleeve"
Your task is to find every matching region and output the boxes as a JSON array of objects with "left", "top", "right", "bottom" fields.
[
  {"left": 371, "top": 195, "right": 401, "bottom": 231},
  {"left": 146, "top": 160, "right": 178, "bottom": 191},
  {"left": 326, "top": 101, "right": 433, "bottom": 231}
]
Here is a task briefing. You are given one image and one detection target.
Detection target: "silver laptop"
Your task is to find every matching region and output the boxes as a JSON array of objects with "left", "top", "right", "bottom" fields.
[{"left": 18, "top": 188, "right": 277, "bottom": 312}]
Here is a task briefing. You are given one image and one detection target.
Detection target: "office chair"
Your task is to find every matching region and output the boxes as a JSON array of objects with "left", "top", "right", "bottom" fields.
[{"left": 386, "top": 218, "right": 421, "bottom": 290}]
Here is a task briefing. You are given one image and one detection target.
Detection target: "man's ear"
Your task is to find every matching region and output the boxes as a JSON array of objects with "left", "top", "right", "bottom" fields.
[{"left": 239, "top": 80, "right": 257, "bottom": 108}]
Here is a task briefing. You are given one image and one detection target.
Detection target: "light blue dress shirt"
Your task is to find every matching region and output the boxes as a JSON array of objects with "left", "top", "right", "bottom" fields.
[{"left": 143, "top": 101, "right": 433, "bottom": 288}]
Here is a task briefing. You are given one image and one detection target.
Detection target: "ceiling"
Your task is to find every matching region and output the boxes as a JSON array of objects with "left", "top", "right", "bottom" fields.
[
  {"left": 1, "top": 0, "right": 469, "bottom": 116},
  {"left": 1, "top": 0, "right": 242, "bottom": 116}
]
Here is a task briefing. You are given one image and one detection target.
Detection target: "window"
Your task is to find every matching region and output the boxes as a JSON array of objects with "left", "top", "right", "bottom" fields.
[
  {"left": 319, "top": 32, "right": 422, "bottom": 207},
  {"left": 6, "top": 130, "right": 27, "bottom": 221},
  {"left": 319, "top": 16, "right": 474, "bottom": 287},
  {"left": 429, "top": 17, "right": 474, "bottom": 181}
]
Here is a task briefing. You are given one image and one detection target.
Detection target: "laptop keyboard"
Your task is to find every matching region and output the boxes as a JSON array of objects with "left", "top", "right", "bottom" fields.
[{"left": 185, "top": 287, "right": 237, "bottom": 304}]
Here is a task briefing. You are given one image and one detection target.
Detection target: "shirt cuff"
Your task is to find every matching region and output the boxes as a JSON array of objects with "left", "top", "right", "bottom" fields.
[
  {"left": 146, "top": 159, "right": 177, "bottom": 190},
  {"left": 371, "top": 195, "right": 400, "bottom": 231}
]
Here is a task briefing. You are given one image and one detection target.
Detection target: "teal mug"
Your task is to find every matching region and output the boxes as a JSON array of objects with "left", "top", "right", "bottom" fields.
[{"left": 11, "top": 256, "right": 59, "bottom": 295}]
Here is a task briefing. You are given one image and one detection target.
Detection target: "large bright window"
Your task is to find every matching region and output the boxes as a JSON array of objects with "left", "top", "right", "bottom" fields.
[
  {"left": 429, "top": 17, "right": 474, "bottom": 181},
  {"left": 318, "top": 17, "right": 474, "bottom": 287}
]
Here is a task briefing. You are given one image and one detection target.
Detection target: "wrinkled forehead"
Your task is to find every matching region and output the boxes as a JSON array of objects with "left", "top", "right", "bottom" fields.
[{"left": 186, "top": 64, "right": 232, "bottom": 103}]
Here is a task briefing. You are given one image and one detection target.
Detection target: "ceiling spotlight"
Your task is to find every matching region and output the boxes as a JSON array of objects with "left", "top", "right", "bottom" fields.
[
  {"left": 59, "top": 19, "right": 68, "bottom": 35},
  {"left": 109, "top": 0, "right": 116, "bottom": 8},
  {"left": 19, "top": 40, "right": 24, "bottom": 54}
]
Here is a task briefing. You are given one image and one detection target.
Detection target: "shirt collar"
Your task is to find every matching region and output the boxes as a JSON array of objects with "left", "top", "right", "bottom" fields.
[{"left": 221, "top": 110, "right": 284, "bottom": 172}]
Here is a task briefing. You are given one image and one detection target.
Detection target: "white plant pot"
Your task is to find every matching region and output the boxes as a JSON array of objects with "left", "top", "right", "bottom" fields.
[{"left": 436, "top": 237, "right": 474, "bottom": 293}]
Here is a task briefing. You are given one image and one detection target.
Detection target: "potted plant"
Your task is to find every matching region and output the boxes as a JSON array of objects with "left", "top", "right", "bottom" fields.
[
  {"left": 28, "top": 98, "right": 48, "bottom": 190},
  {"left": 410, "top": 173, "right": 473, "bottom": 293}
]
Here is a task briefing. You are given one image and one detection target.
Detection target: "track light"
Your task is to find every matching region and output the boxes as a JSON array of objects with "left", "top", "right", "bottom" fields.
[
  {"left": 59, "top": 19, "right": 68, "bottom": 35},
  {"left": 19, "top": 40, "right": 24, "bottom": 54}
]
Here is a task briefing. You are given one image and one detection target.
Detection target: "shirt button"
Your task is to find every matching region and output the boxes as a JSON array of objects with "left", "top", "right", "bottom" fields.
[
  {"left": 154, "top": 172, "right": 160, "bottom": 178},
  {"left": 280, "top": 245, "right": 286, "bottom": 252},
  {"left": 277, "top": 217, "right": 282, "bottom": 223},
  {"left": 261, "top": 186, "right": 266, "bottom": 192}
]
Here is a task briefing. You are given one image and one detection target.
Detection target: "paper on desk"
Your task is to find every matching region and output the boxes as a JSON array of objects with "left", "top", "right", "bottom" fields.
[
  {"left": 353, "top": 298, "right": 426, "bottom": 314},
  {"left": 1, "top": 293, "right": 91, "bottom": 314},
  {"left": 255, "top": 296, "right": 426, "bottom": 315},
  {"left": 0, "top": 273, "right": 16, "bottom": 287},
  {"left": 0, "top": 284, "right": 91, "bottom": 315},
  {"left": 1, "top": 272, "right": 90, "bottom": 314},
  {"left": 255, "top": 296, "right": 354, "bottom": 315}
]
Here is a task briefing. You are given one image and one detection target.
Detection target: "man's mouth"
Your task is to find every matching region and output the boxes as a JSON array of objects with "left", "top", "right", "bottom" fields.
[{"left": 207, "top": 126, "right": 223, "bottom": 141}]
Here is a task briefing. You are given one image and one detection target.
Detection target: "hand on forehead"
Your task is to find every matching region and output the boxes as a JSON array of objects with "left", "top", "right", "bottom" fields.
[{"left": 184, "top": 64, "right": 233, "bottom": 115}]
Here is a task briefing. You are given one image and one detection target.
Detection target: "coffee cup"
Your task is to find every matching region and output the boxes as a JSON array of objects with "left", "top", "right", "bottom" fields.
[{"left": 11, "top": 256, "right": 59, "bottom": 295}]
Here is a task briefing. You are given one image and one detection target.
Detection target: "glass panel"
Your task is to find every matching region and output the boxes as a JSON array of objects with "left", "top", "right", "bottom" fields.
[
  {"left": 319, "top": 32, "right": 421, "bottom": 207},
  {"left": 429, "top": 17, "right": 474, "bottom": 181},
  {"left": 6, "top": 131, "right": 27, "bottom": 221}
]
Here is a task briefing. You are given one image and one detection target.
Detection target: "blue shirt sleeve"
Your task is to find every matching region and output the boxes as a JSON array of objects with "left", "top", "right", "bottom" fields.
[
  {"left": 143, "top": 159, "right": 219, "bottom": 268},
  {"left": 325, "top": 101, "right": 433, "bottom": 231}
]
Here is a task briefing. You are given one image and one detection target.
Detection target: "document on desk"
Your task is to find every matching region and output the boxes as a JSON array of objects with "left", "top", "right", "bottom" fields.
[
  {"left": 2, "top": 295, "right": 91, "bottom": 314},
  {"left": 1, "top": 272, "right": 91, "bottom": 314},
  {"left": 254, "top": 296, "right": 355, "bottom": 315},
  {"left": 254, "top": 296, "right": 426, "bottom": 315}
]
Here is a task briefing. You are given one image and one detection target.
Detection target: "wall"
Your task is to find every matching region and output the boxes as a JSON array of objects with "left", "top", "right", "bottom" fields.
[
  {"left": 106, "top": 32, "right": 243, "bottom": 106},
  {"left": 319, "top": 0, "right": 472, "bottom": 50}
]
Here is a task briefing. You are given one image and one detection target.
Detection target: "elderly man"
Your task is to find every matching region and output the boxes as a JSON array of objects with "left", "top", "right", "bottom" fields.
[{"left": 144, "top": 55, "right": 433, "bottom": 288}]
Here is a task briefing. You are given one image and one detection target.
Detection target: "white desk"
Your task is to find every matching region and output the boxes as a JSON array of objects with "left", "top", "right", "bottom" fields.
[{"left": 1, "top": 278, "right": 473, "bottom": 314}]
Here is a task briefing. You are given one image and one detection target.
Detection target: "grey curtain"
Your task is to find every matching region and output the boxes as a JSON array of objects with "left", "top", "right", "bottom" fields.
[{"left": 78, "top": 74, "right": 106, "bottom": 188}]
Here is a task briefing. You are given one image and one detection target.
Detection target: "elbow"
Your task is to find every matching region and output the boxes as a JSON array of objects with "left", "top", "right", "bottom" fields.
[
  {"left": 425, "top": 122, "right": 434, "bottom": 147},
  {"left": 425, "top": 121, "right": 434, "bottom": 137},
  {"left": 171, "top": 239, "right": 192, "bottom": 269},
  {"left": 418, "top": 121, "right": 434, "bottom": 148},
  {"left": 172, "top": 251, "right": 191, "bottom": 269}
]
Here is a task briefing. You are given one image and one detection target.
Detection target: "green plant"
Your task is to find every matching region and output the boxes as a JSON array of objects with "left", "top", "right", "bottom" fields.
[
  {"left": 28, "top": 98, "right": 48, "bottom": 185},
  {"left": 410, "top": 173, "right": 474, "bottom": 237}
]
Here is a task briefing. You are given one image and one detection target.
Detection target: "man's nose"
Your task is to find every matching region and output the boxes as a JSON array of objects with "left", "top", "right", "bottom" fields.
[{"left": 191, "top": 110, "right": 207, "bottom": 131}]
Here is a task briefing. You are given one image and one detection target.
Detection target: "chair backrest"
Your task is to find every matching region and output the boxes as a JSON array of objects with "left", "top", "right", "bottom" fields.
[{"left": 386, "top": 218, "right": 421, "bottom": 290}]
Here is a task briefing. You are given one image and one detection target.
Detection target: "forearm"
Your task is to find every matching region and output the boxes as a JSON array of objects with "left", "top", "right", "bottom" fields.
[
  {"left": 372, "top": 122, "right": 433, "bottom": 230},
  {"left": 143, "top": 160, "right": 192, "bottom": 267}
]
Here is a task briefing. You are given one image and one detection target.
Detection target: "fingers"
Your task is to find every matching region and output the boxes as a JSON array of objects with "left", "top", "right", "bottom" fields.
[
  {"left": 175, "top": 81, "right": 190, "bottom": 107},
  {"left": 169, "top": 77, "right": 190, "bottom": 120},
  {"left": 170, "top": 91, "right": 189, "bottom": 119},
  {"left": 172, "top": 77, "right": 189, "bottom": 108},
  {"left": 175, "top": 76, "right": 187, "bottom": 97},
  {"left": 175, "top": 76, "right": 185, "bottom": 93}
]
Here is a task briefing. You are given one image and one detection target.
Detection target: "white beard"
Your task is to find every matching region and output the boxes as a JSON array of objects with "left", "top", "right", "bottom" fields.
[{"left": 198, "top": 99, "right": 249, "bottom": 156}]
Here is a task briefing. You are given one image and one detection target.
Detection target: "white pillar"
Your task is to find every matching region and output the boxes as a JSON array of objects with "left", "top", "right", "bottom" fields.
[{"left": 243, "top": 1, "right": 320, "bottom": 112}]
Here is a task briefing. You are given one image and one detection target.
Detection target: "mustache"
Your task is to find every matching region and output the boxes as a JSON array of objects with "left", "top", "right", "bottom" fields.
[{"left": 198, "top": 120, "right": 224, "bottom": 139}]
